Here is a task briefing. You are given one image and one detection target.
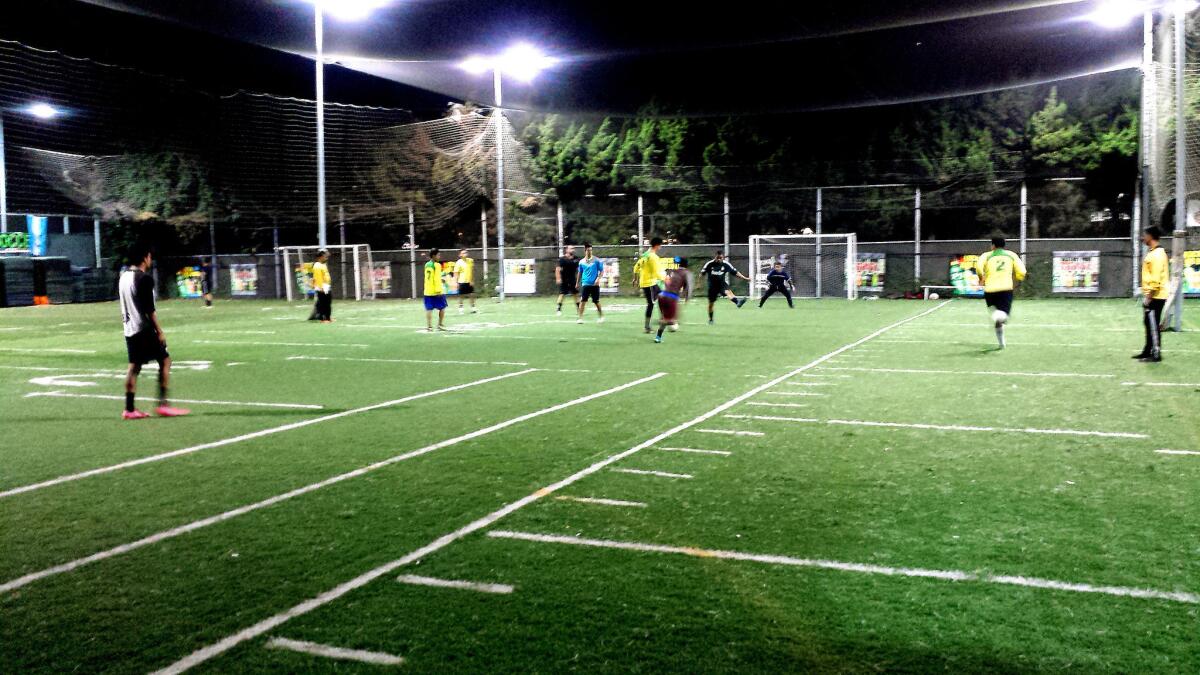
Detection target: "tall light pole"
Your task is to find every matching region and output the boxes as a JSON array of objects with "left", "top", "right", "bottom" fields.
[
  {"left": 461, "top": 44, "right": 555, "bottom": 302},
  {"left": 0, "top": 102, "right": 63, "bottom": 233}
]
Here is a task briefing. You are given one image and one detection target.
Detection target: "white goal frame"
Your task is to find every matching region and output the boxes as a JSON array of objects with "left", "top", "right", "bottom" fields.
[
  {"left": 276, "top": 244, "right": 375, "bottom": 302},
  {"left": 747, "top": 233, "right": 858, "bottom": 300}
]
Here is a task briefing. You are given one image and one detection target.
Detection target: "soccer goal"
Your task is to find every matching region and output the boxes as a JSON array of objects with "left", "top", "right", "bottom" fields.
[
  {"left": 748, "top": 233, "right": 859, "bottom": 300},
  {"left": 276, "top": 244, "right": 375, "bottom": 302}
]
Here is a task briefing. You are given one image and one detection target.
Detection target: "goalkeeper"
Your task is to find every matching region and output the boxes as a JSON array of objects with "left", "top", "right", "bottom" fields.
[
  {"left": 308, "top": 249, "right": 333, "bottom": 323},
  {"left": 974, "top": 236, "right": 1026, "bottom": 349}
]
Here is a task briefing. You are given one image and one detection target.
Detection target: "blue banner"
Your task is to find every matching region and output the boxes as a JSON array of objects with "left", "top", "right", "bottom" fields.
[{"left": 27, "top": 216, "right": 48, "bottom": 256}]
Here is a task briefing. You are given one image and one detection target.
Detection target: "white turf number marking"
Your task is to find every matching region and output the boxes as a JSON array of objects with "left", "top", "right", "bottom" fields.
[
  {"left": 555, "top": 496, "right": 648, "bottom": 508},
  {"left": 395, "top": 575, "right": 513, "bottom": 595},
  {"left": 265, "top": 637, "right": 403, "bottom": 666},
  {"left": 611, "top": 468, "right": 694, "bottom": 479}
]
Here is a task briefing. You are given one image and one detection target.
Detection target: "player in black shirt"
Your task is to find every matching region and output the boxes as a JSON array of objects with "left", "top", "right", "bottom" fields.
[
  {"left": 759, "top": 262, "right": 795, "bottom": 308},
  {"left": 699, "top": 250, "right": 749, "bottom": 324},
  {"left": 555, "top": 245, "right": 580, "bottom": 316}
]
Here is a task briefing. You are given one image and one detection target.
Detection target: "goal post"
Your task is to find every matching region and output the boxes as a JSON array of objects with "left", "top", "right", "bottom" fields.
[
  {"left": 748, "top": 233, "right": 858, "bottom": 300},
  {"left": 276, "top": 244, "right": 375, "bottom": 303}
]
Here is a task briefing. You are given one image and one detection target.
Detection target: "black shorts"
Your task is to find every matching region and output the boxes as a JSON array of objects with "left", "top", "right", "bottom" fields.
[
  {"left": 126, "top": 331, "right": 168, "bottom": 365},
  {"left": 642, "top": 286, "right": 660, "bottom": 303},
  {"left": 458, "top": 282, "right": 474, "bottom": 295},
  {"left": 580, "top": 285, "right": 601, "bottom": 304},
  {"left": 707, "top": 282, "right": 729, "bottom": 302},
  {"left": 559, "top": 281, "right": 578, "bottom": 295},
  {"left": 984, "top": 291, "right": 1013, "bottom": 315}
]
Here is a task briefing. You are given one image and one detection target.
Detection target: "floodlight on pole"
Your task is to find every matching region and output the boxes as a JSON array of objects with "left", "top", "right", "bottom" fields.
[
  {"left": 1, "top": 101, "right": 66, "bottom": 233},
  {"left": 1088, "top": 1, "right": 1145, "bottom": 27},
  {"left": 23, "top": 102, "right": 63, "bottom": 120}
]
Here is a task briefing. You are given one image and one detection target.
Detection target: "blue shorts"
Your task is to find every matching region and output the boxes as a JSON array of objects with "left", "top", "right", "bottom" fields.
[{"left": 424, "top": 295, "right": 448, "bottom": 311}]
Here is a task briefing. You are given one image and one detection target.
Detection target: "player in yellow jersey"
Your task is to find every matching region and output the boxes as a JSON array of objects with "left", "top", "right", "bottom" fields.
[
  {"left": 423, "top": 248, "right": 448, "bottom": 332},
  {"left": 632, "top": 236, "right": 667, "bottom": 333},
  {"left": 454, "top": 249, "right": 478, "bottom": 315},
  {"left": 309, "top": 249, "right": 333, "bottom": 323},
  {"left": 1136, "top": 226, "right": 1169, "bottom": 362},
  {"left": 974, "top": 236, "right": 1027, "bottom": 349}
]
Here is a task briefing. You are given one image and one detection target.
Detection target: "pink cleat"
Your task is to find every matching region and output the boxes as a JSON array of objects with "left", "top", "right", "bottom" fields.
[
  {"left": 122, "top": 410, "right": 150, "bottom": 420},
  {"left": 155, "top": 406, "right": 191, "bottom": 417}
]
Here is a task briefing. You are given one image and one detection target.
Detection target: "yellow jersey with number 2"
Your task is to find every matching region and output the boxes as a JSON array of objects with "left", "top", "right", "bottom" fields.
[{"left": 975, "top": 249, "right": 1026, "bottom": 293}]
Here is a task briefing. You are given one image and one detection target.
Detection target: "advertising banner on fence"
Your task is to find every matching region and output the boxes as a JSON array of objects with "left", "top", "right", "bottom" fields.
[
  {"left": 856, "top": 252, "right": 886, "bottom": 292},
  {"left": 229, "top": 264, "right": 258, "bottom": 296},
  {"left": 1184, "top": 250, "right": 1200, "bottom": 297},
  {"left": 371, "top": 261, "right": 392, "bottom": 295},
  {"left": 599, "top": 258, "right": 621, "bottom": 294},
  {"left": 176, "top": 266, "right": 204, "bottom": 298},
  {"left": 1052, "top": 251, "right": 1101, "bottom": 293},
  {"left": 293, "top": 263, "right": 314, "bottom": 297},
  {"left": 949, "top": 255, "right": 984, "bottom": 297},
  {"left": 504, "top": 259, "right": 537, "bottom": 294},
  {"left": 0, "top": 231, "right": 30, "bottom": 254}
]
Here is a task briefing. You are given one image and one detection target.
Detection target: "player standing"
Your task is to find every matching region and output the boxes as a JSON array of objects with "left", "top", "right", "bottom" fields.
[
  {"left": 199, "top": 257, "right": 214, "bottom": 309},
  {"left": 758, "top": 262, "right": 795, "bottom": 308},
  {"left": 454, "top": 248, "right": 478, "bottom": 314},
  {"left": 576, "top": 243, "right": 605, "bottom": 324},
  {"left": 119, "top": 246, "right": 189, "bottom": 419},
  {"left": 974, "top": 236, "right": 1027, "bottom": 349},
  {"left": 309, "top": 249, "right": 332, "bottom": 323},
  {"left": 654, "top": 257, "right": 690, "bottom": 343},
  {"left": 632, "top": 236, "right": 667, "bottom": 333},
  {"left": 699, "top": 250, "right": 749, "bottom": 323},
  {"left": 423, "top": 248, "right": 448, "bottom": 332},
  {"left": 555, "top": 245, "right": 580, "bottom": 316},
  {"left": 1135, "top": 226, "right": 1169, "bottom": 362}
]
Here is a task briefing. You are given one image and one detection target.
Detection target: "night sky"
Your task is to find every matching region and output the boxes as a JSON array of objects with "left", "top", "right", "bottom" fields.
[{"left": 9, "top": 0, "right": 1144, "bottom": 115}]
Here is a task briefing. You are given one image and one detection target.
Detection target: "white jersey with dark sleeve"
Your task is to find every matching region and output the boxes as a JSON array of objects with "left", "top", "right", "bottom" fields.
[{"left": 119, "top": 268, "right": 157, "bottom": 337}]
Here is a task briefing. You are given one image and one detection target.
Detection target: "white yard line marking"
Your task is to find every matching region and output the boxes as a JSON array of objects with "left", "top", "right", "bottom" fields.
[
  {"left": 555, "top": 496, "right": 648, "bottom": 508},
  {"left": 1156, "top": 449, "right": 1200, "bottom": 456},
  {"left": 659, "top": 447, "right": 732, "bottom": 456},
  {"left": 876, "top": 339, "right": 1200, "bottom": 353},
  {"left": 747, "top": 401, "right": 810, "bottom": 409},
  {"left": 193, "top": 340, "right": 369, "bottom": 348},
  {"left": 23, "top": 391, "right": 324, "bottom": 410},
  {"left": 265, "top": 637, "right": 403, "bottom": 666},
  {"left": 152, "top": 301, "right": 952, "bottom": 675},
  {"left": 1121, "top": 381, "right": 1200, "bottom": 388},
  {"left": 0, "top": 347, "right": 96, "bottom": 354},
  {"left": 721, "top": 414, "right": 1148, "bottom": 439},
  {"left": 0, "top": 369, "right": 537, "bottom": 500},
  {"left": 486, "top": 531, "right": 1199, "bottom": 605},
  {"left": 782, "top": 381, "right": 837, "bottom": 387},
  {"left": 764, "top": 391, "right": 827, "bottom": 397},
  {"left": 800, "top": 373, "right": 852, "bottom": 379},
  {"left": 395, "top": 575, "right": 513, "bottom": 594},
  {"left": 2, "top": 373, "right": 664, "bottom": 595},
  {"left": 821, "top": 366, "right": 1115, "bottom": 379},
  {"left": 196, "top": 330, "right": 277, "bottom": 335},
  {"left": 287, "top": 355, "right": 529, "bottom": 366},
  {"left": 697, "top": 429, "right": 765, "bottom": 437},
  {"left": 611, "top": 468, "right": 694, "bottom": 479}
]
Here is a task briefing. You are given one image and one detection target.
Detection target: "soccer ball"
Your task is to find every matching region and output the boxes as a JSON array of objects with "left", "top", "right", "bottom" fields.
[
  {"left": 668, "top": 324, "right": 679, "bottom": 332},
  {"left": 991, "top": 310, "right": 1009, "bottom": 325},
  {"left": 928, "top": 292, "right": 940, "bottom": 300}
]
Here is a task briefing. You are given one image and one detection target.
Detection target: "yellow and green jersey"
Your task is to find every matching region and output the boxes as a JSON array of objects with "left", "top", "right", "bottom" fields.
[
  {"left": 1142, "top": 246, "right": 1169, "bottom": 300},
  {"left": 311, "top": 261, "right": 332, "bottom": 289},
  {"left": 975, "top": 249, "right": 1026, "bottom": 293},
  {"left": 634, "top": 249, "right": 666, "bottom": 288},
  {"left": 423, "top": 260, "right": 445, "bottom": 296},
  {"left": 454, "top": 257, "right": 474, "bottom": 284}
]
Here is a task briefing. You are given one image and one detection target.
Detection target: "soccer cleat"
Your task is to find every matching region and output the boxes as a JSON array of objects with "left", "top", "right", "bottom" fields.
[
  {"left": 470, "top": 308, "right": 479, "bottom": 314},
  {"left": 577, "top": 318, "right": 584, "bottom": 324},
  {"left": 154, "top": 406, "right": 191, "bottom": 417},
  {"left": 1131, "top": 352, "right": 1151, "bottom": 359},
  {"left": 437, "top": 325, "right": 448, "bottom": 332},
  {"left": 556, "top": 310, "right": 562, "bottom": 316},
  {"left": 708, "top": 319, "right": 714, "bottom": 325},
  {"left": 122, "top": 410, "right": 150, "bottom": 420},
  {"left": 736, "top": 298, "right": 747, "bottom": 308},
  {"left": 458, "top": 307, "right": 465, "bottom": 314},
  {"left": 1140, "top": 352, "right": 1163, "bottom": 363},
  {"left": 654, "top": 335, "right": 663, "bottom": 343},
  {"left": 597, "top": 317, "right": 604, "bottom": 324}
]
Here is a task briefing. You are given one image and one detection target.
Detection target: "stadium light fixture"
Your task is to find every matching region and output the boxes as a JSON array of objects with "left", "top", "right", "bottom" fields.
[
  {"left": 22, "top": 102, "right": 63, "bottom": 120},
  {"left": 1, "top": 101, "right": 65, "bottom": 234},
  {"left": 1088, "top": 1, "right": 1146, "bottom": 28},
  {"left": 306, "top": 0, "right": 391, "bottom": 22}
]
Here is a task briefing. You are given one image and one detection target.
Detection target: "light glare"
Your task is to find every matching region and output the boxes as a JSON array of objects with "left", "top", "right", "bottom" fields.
[
  {"left": 1087, "top": 1, "right": 1144, "bottom": 28},
  {"left": 310, "top": 0, "right": 390, "bottom": 21},
  {"left": 498, "top": 44, "right": 556, "bottom": 82},
  {"left": 23, "top": 102, "right": 62, "bottom": 120},
  {"left": 459, "top": 56, "right": 493, "bottom": 75}
]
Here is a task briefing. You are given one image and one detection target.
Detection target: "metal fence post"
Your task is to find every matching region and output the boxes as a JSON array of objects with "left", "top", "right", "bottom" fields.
[
  {"left": 93, "top": 216, "right": 101, "bottom": 267},
  {"left": 409, "top": 204, "right": 417, "bottom": 300},
  {"left": 914, "top": 187, "right": 922, "bottom": 281},
  {"left": 1019, "top": 181, "right": 1028, "bottom": 261},
  {"left": 722, "top": 192, "right": 730, "bottom": 257},
  {"left": 481, "top": 203, "right": 489, "bottom": 294},
  {"left": 815, "top": 187, "right": 823, "bottom": 298}
]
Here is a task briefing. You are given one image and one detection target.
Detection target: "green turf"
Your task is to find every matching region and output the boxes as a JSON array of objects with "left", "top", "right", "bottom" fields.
[{"left": 0, "top": 296, "right": 1197, "bottom": 673}]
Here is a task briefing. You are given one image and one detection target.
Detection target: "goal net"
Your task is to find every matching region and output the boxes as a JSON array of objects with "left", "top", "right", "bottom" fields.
[
  {"left": 748, "top": 234, "right": 858, "bottom": 300},
  {"left": 277, "top": 245, "right": 375, "bottom": 303}
]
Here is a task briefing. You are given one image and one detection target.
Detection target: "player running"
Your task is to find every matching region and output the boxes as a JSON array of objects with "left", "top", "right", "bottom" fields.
[
  {"left": 758, "top": 262, "right": 795, "bottom": 308},
  {"left": 576, "top": 243, "right": 605, "bottom": 324},
  {"left": 454, "top": 248, "right": 478, "bottom": 315},
  {"left": 555, "top": 245, "right": 580, "bottom": 316},
  {"left": 974, "top": 236, "right": 1027, "bottom": 349},
  {"left": 119, "top": 245, "right": 189, "bottom": 420},
  {"left": 632, "top": 236, "right": 668, "bottom": 333},
  {"left": 654, "top": 257, "right": 691, "bottom": 343},
  {"left": 308, "top": 249, "right": 332, "bottom": 323},
  {"left": 423, "top": 248, "right": 448, "bottom": 332},
  {"left": 1135, "top": 226, "right": 1169, "bottom": 362},
  {"left": 699, "top": 250, "right": 748, "bottom": 323}
]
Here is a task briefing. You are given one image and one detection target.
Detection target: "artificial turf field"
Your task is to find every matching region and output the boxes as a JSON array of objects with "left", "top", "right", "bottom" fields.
[{"left": 1, "top": 295, "right": 1198, "bottom": 673}]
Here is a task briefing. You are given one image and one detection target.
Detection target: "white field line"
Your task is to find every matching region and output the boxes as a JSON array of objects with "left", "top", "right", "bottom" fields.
[
  {"left": 555, "top": 496, "right": 648, "bottom": 508},
  {"left": 152, "top": 301, "right": 953, "bottom": 675},
  {"left": 721, "top": 414, "right": 1148, "bottom": 439},
  {"left": 658, "top": 447, "right": 732, "bottom": 456},
  {"left": 193, "top": 340, "right": 369, "bottom": 348},
  {"left": 195, "top": 330, "right": 277, "bottom": 335},
  {"left": 697, "top": 429, "right": 765, "bottom": 437},
  {"left": 611, "top": 468, "right": 694, "bottom": 479},
  {"left": 1121, "top": 381, "right": 1200, "bottom": 388},
  {"left": 876, "top": 338, "right": 1200, "bottom": 353},
  {"left": 764, "top": 391, "right": 827, "bottom": 397},
  {"left": 800, "top": 373, "right": 852, "bottom": 379},
  {"left": 782, "top": 381, "right": 837, "bottom": 387},
  {"left": 1156, "top": 449, "right": 1200, "bottom": 456},
  {"left": 747, "top": 401, "right": 810, "bottom": 409},
  {"left": 0, "top": 347, "right": 96, "bottom": 354},
  {"left": 287, "top": 355, "right": 529, "bottom": 367},
  {"left": 821, "top": 366, "right": 1115, "bottom": 379},
  {"left": 395, "top": 575, "right": 513, "bottom": 594},
  {"left": 486, "top": 531, "right": 1199, "bottom": 605},
  {"left": 23, "top": 391, "right": 324, "bottom": 410},
  {"left": 900, "top": 322, "right": 1085, "bottom": 329},
  {"left": 264, "top": 637, "right": 403, "bottom": 666},
  {"left": 441, "top": 334, "right": 597, "bottom": 342},
  {"left": 1, "top": 372, "right": 664, "bottom": 595},
  {"left": 0, "top": 369, "right": 537, "bottom": 500}
]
